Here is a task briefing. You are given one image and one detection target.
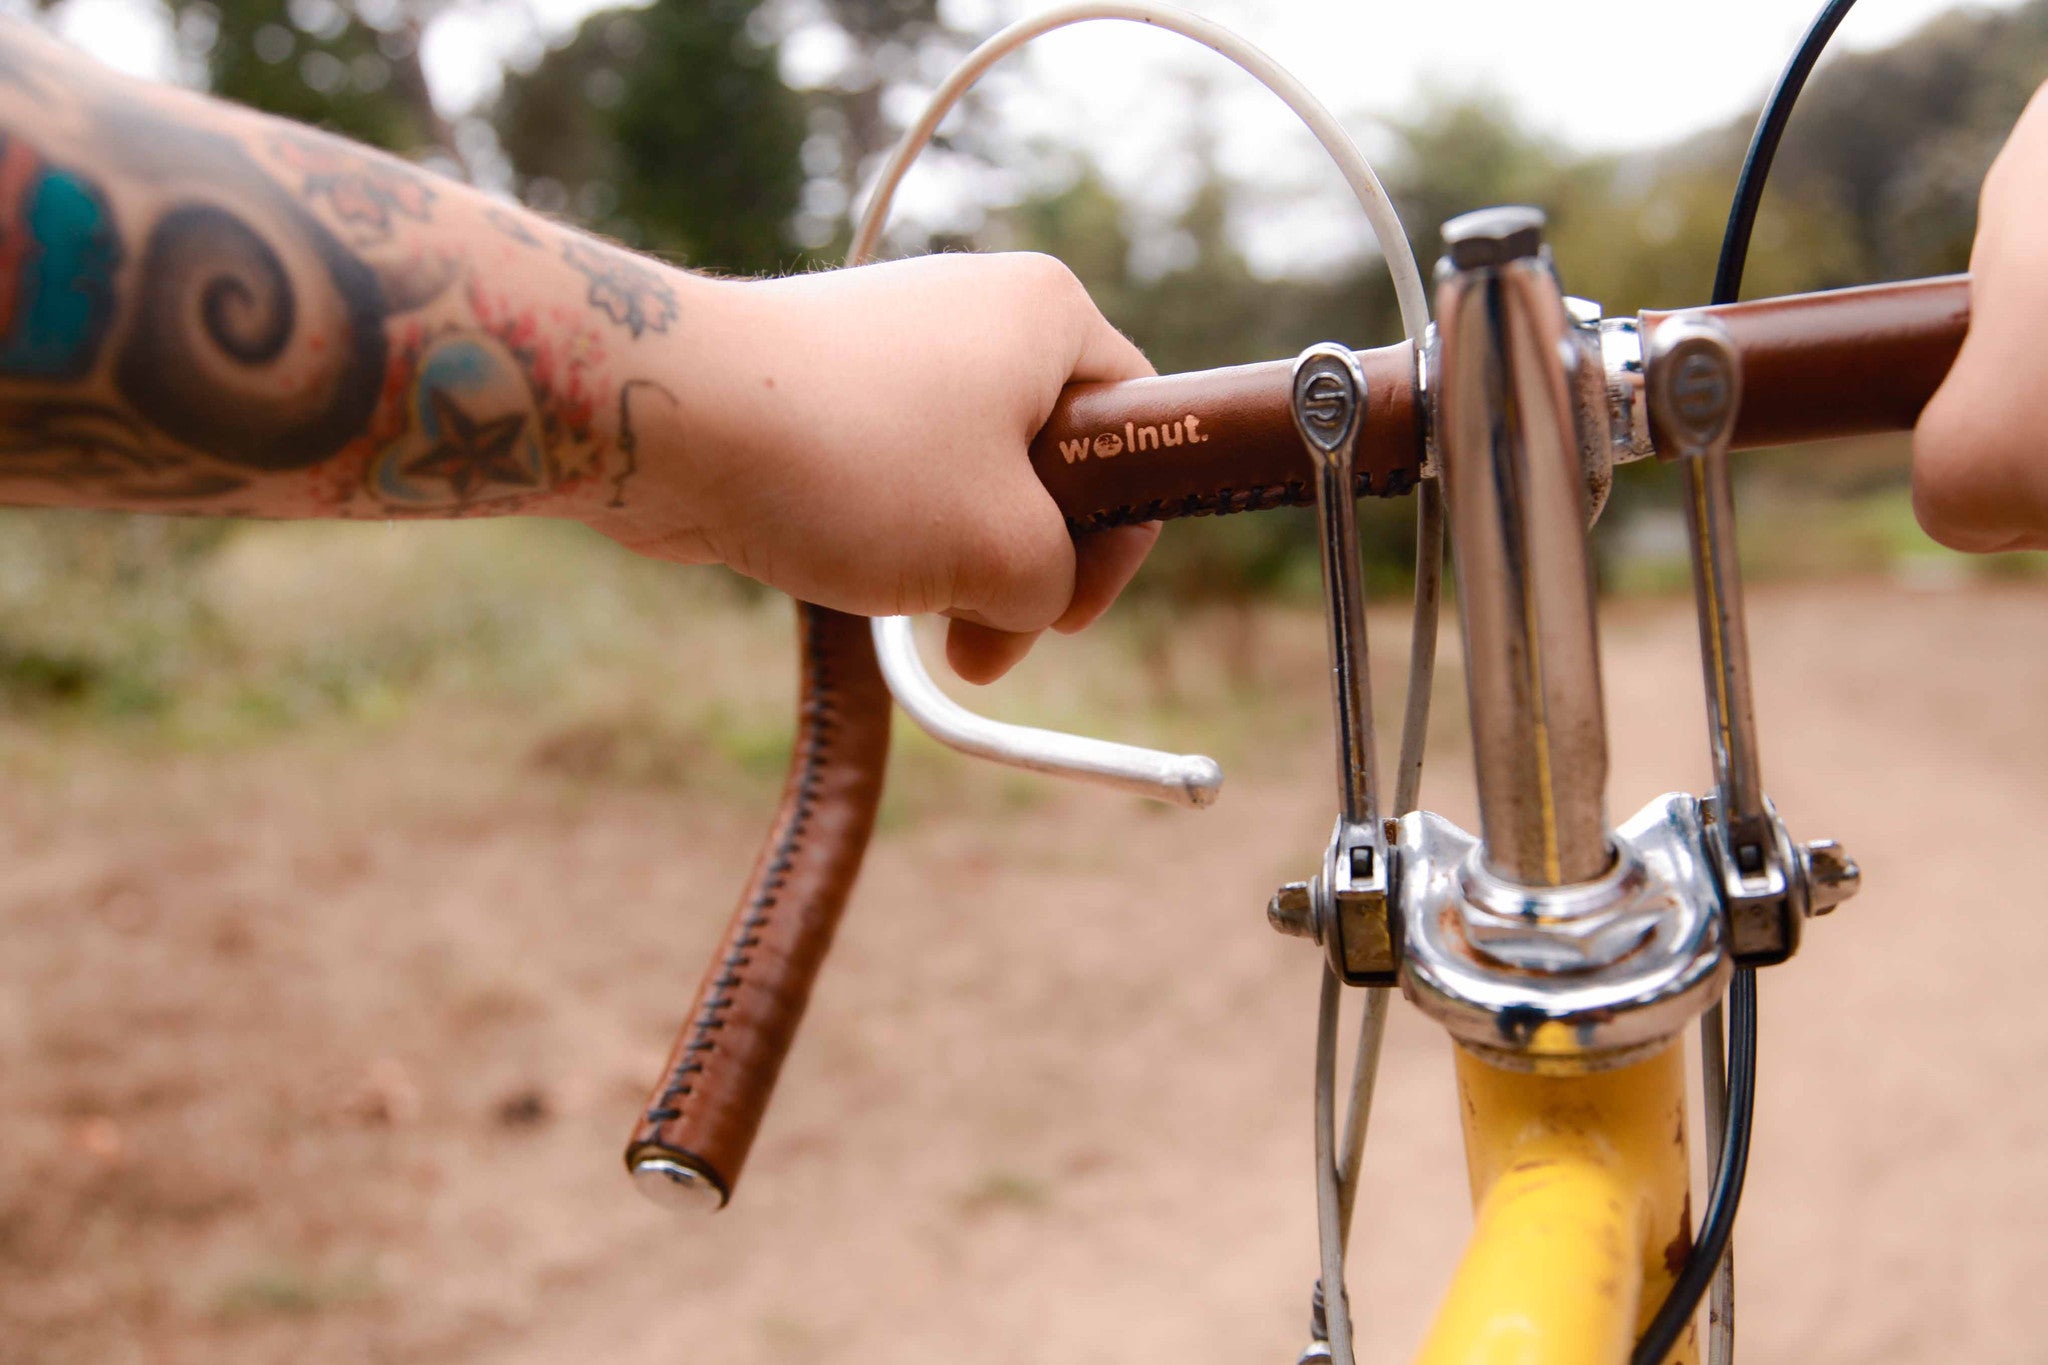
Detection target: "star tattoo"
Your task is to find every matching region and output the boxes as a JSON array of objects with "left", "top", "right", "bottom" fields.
[{"left": 403, "top": 389, "right": 538, "bottom": 500}]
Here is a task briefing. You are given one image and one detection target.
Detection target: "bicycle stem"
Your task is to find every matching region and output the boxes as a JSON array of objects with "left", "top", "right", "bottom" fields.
[
  {"left": 1433, "top": 207, "right": 1613, "bottom": 887},
  {"left": 1388, "top": 206, "right": 1860, "bottom": 1067}
]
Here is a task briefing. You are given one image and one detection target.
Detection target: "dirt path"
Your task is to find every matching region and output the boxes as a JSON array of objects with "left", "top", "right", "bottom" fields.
[{"left": 3, "top": 579, "right": 2045, "bottom": 1364}]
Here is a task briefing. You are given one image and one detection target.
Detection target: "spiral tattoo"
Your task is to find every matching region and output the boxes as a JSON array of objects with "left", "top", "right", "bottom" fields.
[{"left": 112, "top": 203, "right": 388, "bottom": 472}]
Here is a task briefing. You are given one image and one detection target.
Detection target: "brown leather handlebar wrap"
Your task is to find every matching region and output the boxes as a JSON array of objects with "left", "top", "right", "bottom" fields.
[
  {"left": 625, "top": 603, "right": 891, "bottom": 1205},
  {"left": 1032, "top": 341, "right": 1423, "bottom": 533},
  {"left": 1644, "top": 273, "right": 1970, "bottom": 449},
  {"left": 1035, "top": 275, "right": 1971, "bottom": 533}
]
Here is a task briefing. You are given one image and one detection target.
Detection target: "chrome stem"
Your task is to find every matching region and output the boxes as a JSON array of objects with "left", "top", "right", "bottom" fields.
[{"left": 1433, "top": 207, "right": 1611, "bottom": 887}]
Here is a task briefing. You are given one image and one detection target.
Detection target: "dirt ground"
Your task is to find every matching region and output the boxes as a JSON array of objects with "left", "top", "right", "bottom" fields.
[{"left": 3, "top": 577, "right": 2046, "bottom": 1365}]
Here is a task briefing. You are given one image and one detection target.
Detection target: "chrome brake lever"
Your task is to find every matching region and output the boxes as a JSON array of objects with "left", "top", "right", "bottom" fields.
[
  {"left": 869, "top": 616, "right": 1222, "bottom": 809},
  {"left": 1647, "top": 314, "right": 1860, "bottom": 962},
  {"left": 1291, "top": 343, "right": 1393, "bottom": 985}
]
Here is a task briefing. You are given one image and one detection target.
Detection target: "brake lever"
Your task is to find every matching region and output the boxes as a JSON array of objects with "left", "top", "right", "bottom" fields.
[{"left": 869, "top": 616, "right": 1222, "bottom": 808}]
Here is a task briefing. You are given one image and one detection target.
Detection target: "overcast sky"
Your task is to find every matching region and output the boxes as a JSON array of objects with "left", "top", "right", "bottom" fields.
[
  {"left": 44, "top": 0, "right": 2031, "bottom": 147},
  {"left": 979, "top": 0, "right": 2032, "bottom": 152}
]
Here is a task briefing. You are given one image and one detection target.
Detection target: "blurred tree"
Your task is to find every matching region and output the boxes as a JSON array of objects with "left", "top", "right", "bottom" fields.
[
  {"left": 165, "top": 0, "right": 456, "bottom": 157},
  {"left": 763, "top": 0, "right": 980, "bottom": 254},
  {"left": 1765, "top": 3, "right": 2048, "bottom": 281},
  {"left": 1007, "top": 161, "right": 1137, "bottom": 315},
  {"left": 802, "top": 0, "right": 952, "bottom": 168},
  {"left": 494, "top": 0, "right": 805, "bottom": 273},
  {"left": 1380, "top": 93, "right": 1567, "bottom": 274}
]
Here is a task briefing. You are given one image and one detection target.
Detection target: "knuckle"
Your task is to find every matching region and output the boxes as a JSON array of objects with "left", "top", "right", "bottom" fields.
[
  {"left": 1003, "top": 250, "right": 1085, "bottom": 304},
  {"left": 1912, "top": 391, "right": 2035, "bottom": 552},
  {"left": 890, "top": 559, "right": 953, "bottom": 618}
]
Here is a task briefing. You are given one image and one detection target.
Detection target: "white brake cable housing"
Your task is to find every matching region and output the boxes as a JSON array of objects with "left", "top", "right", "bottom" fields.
[{"left": 855, "top": 1, "right": 1429, "bottom": 810}]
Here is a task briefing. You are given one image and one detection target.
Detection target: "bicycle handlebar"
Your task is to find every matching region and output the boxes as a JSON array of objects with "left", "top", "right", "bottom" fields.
[
  {"left": 625, "top": 606, "right": 892, "bottom": 1211},
  {"left": 1035, "top": 274, "right": 1969, "bottom": 533},
  {"left": 627, "top": 271, "right": 1970, "bottom": 1210}
]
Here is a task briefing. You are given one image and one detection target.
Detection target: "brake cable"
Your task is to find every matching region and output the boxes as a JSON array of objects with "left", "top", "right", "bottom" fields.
[
  {"left": 845, "top": 10, "right": 1437, "bottom": 1363},
  {"left": 1307, "top": 482, "right": 1441, "bottom": 1361},
  {"left": 1631, "top": 3, "right": 1861, "bottom": 1361}
]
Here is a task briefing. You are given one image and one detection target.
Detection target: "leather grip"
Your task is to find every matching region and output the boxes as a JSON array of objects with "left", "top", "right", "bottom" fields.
[
  {"left": 1645, "top": 273, "right": 1969, "bottom": 450},
  {"left": 1031, "top": 340, "right": 1423, "bottom": 533},
  {"left": 1032, "top": 275, "right": 1970, "bottom": 534},
  {"left": 625, "top": 603, "right": 891, "bottom": 1206}
]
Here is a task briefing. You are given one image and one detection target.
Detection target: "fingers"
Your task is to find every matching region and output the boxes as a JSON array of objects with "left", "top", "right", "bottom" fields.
[
  {"left": 942, "top": 522, "right": 1160, "bottom": 683},
  {"left": 944, "top": 618, "right": 1040, "bottom": 684},
  {"left": 1068, "top": 299, "right": 1155, "bottom": 385},
  {"left": 1054, "top": 522, "right": 1160, "bottom": 634},
  {"left": 946, "top": 488, "right": 1078, "bottom": 634},
  {"left": 926, "top": 255, "right": 1158, "bottom": 681},
  {"left": 1913, "top": 377, "right": 2048, "bottom": 552},
  {"left": 1912, "top": 84, "right": 2048, "bottom": 553}
]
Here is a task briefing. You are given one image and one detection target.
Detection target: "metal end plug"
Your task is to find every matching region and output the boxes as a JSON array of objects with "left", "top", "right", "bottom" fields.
[
  {"left": 631, "top": 1156, "right": 727, "bottom": 1214},
  {"left": 1269, "top": 880, "right": 1318, "bottom": 940},
  {"left": 1801, "top": 839, "right": 1861, "bottom": 916},
  {"left": 1440, "top": 204, "right": 1546, "bottom": 269}
]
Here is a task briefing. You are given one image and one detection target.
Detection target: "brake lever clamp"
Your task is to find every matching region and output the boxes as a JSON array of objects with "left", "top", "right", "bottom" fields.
[
  {"left": 1647, "top": 314, "right": 1862, "bottom": 965},
  {"left": 1267, "top": 213, "right": 1865, "bottom": 1065},
  {"left": 1270, "top": 207, "right": 1864, "bottom": 1079}
]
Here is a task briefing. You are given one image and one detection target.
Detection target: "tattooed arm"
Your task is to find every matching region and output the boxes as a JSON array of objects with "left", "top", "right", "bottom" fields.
[{"left": 0, "top": 25, "right": 1154, "bottom": 681}]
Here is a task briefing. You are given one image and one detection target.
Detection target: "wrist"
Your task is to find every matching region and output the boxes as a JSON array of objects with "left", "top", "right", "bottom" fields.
[{"left": 574, "top": 273, "right": 761, "bottom": 564}]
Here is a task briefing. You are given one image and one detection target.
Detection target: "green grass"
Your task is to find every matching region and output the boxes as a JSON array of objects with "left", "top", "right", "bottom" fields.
[
  {"left": 0, "top": 477, "right": 2025, "bottom": 779},
  {"left": 210, "top": 1260, "right": 381, "bottom": 1319}
]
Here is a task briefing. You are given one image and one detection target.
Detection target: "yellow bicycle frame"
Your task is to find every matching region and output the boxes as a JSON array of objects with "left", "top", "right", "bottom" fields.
[{"left": 1416, "top": 1042, "right": 1697, "bottom": 1365}]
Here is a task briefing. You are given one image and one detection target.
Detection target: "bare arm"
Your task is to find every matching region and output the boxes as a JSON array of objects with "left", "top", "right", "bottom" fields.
[{"left": 0, "top": 24, "right": 1155, "bottom": 679}]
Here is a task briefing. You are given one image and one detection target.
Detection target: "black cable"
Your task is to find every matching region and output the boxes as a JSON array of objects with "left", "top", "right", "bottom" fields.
[
  {"left": 1632, "top": 971, "right": 1757, "bottom": 1365},
  {"left": 1712, "top": 0, "right": 1862, "bottom": 308},
  {"left": 1631, "top": 3, "right": 1860, "bottom": 1360}
]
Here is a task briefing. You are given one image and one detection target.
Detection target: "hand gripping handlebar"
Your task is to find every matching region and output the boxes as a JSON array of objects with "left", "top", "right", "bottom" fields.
[{"left": 627, "top": 272, "right": 1970, "bottom": 1210}]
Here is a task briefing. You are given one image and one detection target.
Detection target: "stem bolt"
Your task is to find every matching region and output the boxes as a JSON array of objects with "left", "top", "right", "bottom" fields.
[
  {"left": 1801, "top": 839, "right": 1860, "bottom": 916},
  {"left": 1269, "top": 880, "right": 1319, "bottom": 940},
  {"left": 1441, "top": 204, "right": 1546, "bottom": 269}
]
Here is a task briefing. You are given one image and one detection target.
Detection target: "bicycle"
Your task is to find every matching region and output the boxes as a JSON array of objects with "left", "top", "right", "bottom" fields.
[{"left": 616, "top": 3, "right": 1970, "bottom": 1361}]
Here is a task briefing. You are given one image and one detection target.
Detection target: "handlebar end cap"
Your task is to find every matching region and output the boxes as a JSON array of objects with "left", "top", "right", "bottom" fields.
[{"left": 631, "top": 1156, "right": 727, "bottom": 1215}]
